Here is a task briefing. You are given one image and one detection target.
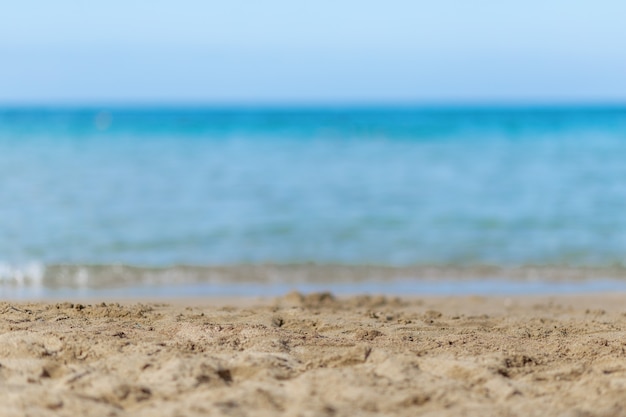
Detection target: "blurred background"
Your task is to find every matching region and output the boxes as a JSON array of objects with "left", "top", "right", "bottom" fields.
[{"left": 2, "top": 1, "right": 626, "bottom": 296}]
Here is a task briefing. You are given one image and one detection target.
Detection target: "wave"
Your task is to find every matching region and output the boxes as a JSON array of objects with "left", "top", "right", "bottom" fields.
[{"left": 3, "top": 263, "right": 626, "bottom": 291}]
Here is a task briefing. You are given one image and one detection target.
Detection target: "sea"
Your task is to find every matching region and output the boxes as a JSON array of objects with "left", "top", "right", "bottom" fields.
[{"left": 2, "top": 107, "right": 626, "bottom": 298}]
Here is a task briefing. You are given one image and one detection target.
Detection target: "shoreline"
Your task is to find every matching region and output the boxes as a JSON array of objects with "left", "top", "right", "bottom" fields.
[
  {"left": 4, "top": 281, "right": 626, "bottom": 303},
  {"left": 5, "top": 263, "right": 626, "bottom": 301},
  {"left": 1, "top": 292, "right": 625, "bottom": 416}
]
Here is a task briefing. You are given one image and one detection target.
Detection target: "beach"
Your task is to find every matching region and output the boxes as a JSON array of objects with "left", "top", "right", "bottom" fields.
[
  {"left": 4, "top": 4, "right": 626, "bottom": 414},
  {"left": 2, "top": 292, "right": 625, "bottom": 416}
]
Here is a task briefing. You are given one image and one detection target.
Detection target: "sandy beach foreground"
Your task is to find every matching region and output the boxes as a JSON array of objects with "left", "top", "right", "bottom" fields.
[{"left": 1, "top": 293, "right": 626, "bottom": 416}]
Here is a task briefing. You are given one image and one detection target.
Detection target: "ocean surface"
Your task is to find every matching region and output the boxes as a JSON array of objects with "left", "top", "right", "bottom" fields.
[{"left": 2, "top": 107, "right": 626, "bottom": 297}]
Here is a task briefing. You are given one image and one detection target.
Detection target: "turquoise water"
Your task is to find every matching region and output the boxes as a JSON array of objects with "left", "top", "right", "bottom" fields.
[{"left": 2, "top": 107, "right": 626, "bottom": 294}]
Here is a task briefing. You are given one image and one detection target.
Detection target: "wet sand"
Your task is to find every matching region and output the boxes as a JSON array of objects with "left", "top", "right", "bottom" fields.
[{"left": 1, "top": 292, "right": 626, "bottom": 416}]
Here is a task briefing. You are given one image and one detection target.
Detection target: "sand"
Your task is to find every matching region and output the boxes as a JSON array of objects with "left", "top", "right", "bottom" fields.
[{"left": 1, "top": 292, "right": 626, "bottom": 416}]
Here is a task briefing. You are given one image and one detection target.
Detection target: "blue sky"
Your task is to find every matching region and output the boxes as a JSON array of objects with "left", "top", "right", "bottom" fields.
[{"left": 2, "top": 1, "right": 625, "bottom": 105}]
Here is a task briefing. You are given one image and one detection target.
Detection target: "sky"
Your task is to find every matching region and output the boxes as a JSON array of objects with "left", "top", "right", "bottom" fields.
[{"left": 1, "top": 0, "right": 626, "bottom": 105}]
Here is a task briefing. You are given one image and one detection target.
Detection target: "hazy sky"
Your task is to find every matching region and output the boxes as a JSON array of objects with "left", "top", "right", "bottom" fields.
[{"left": 2, "top": 0, "right": 626, "bottom": 105}]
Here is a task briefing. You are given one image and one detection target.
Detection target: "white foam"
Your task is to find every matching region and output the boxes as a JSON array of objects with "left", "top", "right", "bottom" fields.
[
  {"left": 0, "top": 261, "right": 45, "bottom": 288},
  {"left": 76, "top": 268, "right": 89, "bottom": 288}
]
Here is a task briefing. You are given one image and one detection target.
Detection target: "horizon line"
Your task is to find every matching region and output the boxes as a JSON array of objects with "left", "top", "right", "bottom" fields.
[{"left": 2, "top": 100, "right": 626, "bottom": 111}]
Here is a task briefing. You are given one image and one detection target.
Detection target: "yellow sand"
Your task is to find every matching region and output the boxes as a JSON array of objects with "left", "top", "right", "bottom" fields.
[{"left": 1, "top": 292, "right": 626, "bottom": 416}]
